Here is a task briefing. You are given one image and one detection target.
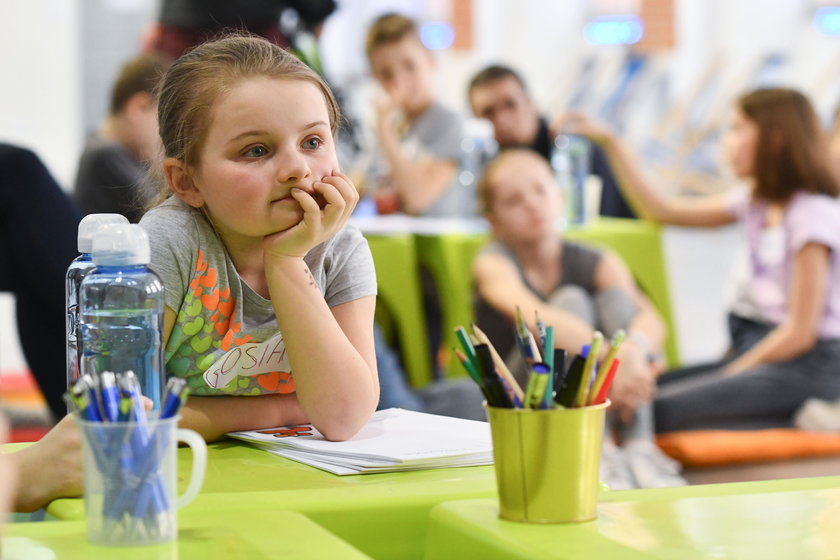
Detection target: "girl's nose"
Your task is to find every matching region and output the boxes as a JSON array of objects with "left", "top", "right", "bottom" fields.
[{"left": 276, "top": 147, "right": 310, "bottom": 183}]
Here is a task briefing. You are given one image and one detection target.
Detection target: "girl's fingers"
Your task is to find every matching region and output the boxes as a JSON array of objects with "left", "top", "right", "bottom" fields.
[
  {"left": 323, "top": 173, "right": 359, "bottom": 204},
  {"left": 313, "top": 181, "right": 346, "bottom": 224},
  {"left": 313, "top": 180, "right": 344, "bottom": 205},
  {"left": 322, "top": 173, "right": 359, "bottom": 221},
  {"left": 290, "top": 187, "right": 322, "bottom": 215}
]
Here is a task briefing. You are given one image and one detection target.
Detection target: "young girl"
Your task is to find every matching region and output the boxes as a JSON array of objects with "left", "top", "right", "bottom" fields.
[
  {"left": 566, "top": 88, "right": 840, "bottom": 432},
  {"left": 140, "top": 35, "right": 379, "bottom": 442},
  {"left": 473, "top": 148, "right": 685, "bottom": 488}
]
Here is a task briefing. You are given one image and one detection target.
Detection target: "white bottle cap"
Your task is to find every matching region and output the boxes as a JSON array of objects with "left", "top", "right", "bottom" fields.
[
  {"left": 92, "top": 223, "right": 151, "bottom": 266},
  {"left": 77, "top": 214, "right": 129, "bottom": 253}
]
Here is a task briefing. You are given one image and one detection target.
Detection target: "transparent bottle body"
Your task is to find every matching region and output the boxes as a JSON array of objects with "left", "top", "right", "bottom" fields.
[
  {"left": 66, "top": 253, "right": 95, "bottom": 408},
  {"left": 551, "top": 134, "right": 592, "bottom": 225},
  {"left": 80, "top": 265, "right": 165, "bottom": 409}
]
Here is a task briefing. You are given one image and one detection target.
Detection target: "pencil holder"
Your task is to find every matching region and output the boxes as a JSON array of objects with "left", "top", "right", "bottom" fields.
[
  {"left": 76, "top": 415, "right": 207, "bottom": 546},
  {"left": 485, "top": 401, "right": 608, "bottom": 523}
]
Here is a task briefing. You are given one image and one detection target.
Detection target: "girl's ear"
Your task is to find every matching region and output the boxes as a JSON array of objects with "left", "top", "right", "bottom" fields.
[{"left": 163, "top": 157, "right": 204, "bottom": 208}]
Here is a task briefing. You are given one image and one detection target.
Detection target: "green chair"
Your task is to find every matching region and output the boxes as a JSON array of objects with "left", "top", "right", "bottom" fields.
[
  {"left": 566, "top": 218, "right": 679, "bottom": 367},
  {"left": 415, "top": 233, "right": 490, "bottom": 379},
  {"left": 365, "top": 233, "right": 433, "bottom": 388},
  {"left": 417, "top": 218, "right": 680, "bottom": 378}
]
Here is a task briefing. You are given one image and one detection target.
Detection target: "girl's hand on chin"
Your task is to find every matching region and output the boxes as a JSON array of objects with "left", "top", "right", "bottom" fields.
[{"left": 263, "top": 171, "right": 359, "bottom": 259}]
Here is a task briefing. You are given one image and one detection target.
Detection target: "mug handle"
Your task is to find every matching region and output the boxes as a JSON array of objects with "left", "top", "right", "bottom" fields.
[{"left": 175, "top": 428, "right": 207, "bottom": 509}]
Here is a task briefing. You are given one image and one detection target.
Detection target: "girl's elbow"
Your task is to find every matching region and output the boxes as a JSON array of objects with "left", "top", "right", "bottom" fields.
[
  {"left": 315, "top": 399, "right": 377, "bottom": 442},
  {"left": 320, "top": 425, "right": 358, "bottom": 442},
  {"left": 318, "top": 413, "right": 371, "bottom": 442},
  {"left": 791, "top": 330, "right": 819, "bottom": 355}
]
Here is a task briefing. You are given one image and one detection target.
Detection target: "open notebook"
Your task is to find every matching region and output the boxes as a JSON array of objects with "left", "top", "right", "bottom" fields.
[{"left": 227, "top": 408, "right": 493, "bottom": 475}]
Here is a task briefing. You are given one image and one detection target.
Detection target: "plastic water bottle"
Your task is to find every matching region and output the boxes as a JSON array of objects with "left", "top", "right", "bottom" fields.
[
  {"left": 459, "top": 118, "right": 498, "bottom": 216},
  {"left": 66, "top": 214, "right": 128, "bottom": 405},
  {"left": 80, "top": 224, "right": 165, "bottom": 409},
  {"left": 551, "top": 134, "right": 591, "bottom": 225}
]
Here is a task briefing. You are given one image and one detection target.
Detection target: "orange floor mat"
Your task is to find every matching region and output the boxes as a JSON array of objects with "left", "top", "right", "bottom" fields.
[{"left": 0, "top": 369, "right": 51, "bottom": 442}]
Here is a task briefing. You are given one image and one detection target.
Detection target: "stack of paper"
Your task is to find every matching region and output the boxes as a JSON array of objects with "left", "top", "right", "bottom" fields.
[{"left": 227, "top": 408, "right": 493, "bottom": 475}]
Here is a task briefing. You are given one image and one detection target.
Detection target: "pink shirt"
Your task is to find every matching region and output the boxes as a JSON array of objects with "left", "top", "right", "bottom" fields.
[{"left": 727, "top": 187, "right": 840, "bottom": 339}]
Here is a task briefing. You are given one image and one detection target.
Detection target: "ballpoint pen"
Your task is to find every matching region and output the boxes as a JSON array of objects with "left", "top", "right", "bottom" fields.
[
  {"left": 574, "top": 332, "right": 603, "bottom": 407},
  {"left": 524, "top": 363, "right": 551, "bottom": 409},
  {"left": 160, "top": 377, "right": 189, "bottom": 420},
  {"left": 587, "top": 330, "right": 625, "bottom": 405},
  {"left": 99, "top": 371, "right": 120, "bottom": 423}
]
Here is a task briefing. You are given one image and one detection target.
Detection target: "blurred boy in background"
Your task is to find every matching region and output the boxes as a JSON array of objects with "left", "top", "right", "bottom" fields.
[
  {"left": 467, "top": 64, "right": 635, "bottom": 219},
  {"left": 365, "top": 13, "right": 472, "bottom": 217},
  {"left": 74, "top": 53, "right": 169, "bottom": 222}
]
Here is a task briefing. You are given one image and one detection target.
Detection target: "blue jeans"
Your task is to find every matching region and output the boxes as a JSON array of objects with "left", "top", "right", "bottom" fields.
[{"left": 655, "top": 314, "right": 840, "bottom": 432}]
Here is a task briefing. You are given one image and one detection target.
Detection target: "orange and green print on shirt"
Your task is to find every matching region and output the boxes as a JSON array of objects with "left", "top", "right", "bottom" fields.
[{"left": 165, "top": 250, "right": 296, "bottom": 396}]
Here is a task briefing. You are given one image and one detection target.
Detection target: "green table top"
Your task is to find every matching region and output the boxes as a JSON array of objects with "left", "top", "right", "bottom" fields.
[
  {"left": 45, "top": 439, "right": 497, "bottom": 560},
  {"left": 424, "top": 476, "right": 840, "bottom": 560},
  {"left": 3, "top": 509, "right": 370, "bottom": 560}
]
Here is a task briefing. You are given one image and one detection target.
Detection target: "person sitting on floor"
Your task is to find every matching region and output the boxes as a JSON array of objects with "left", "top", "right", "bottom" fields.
[
  {"left": 473, "top": 148, "right": 685, "bottom": 488},
  {"left": 563, "top": 88, "right": 840, "bottom": 433}
]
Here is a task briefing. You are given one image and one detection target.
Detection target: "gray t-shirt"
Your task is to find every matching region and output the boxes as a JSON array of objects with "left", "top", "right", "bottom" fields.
[
  {"left": 139, "top": 197, "right": 377, "bottom": 396},
  {"left": 74, "top": 135, "right": 150, "bottom": 223},
  {"left": 370, "top": 102, "right": 473, "bottom": 217}
]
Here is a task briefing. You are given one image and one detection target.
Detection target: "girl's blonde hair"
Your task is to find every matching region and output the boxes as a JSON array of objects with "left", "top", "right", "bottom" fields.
[
  {"left": 148, "top": 34, "right": 340, "bottom": 208},
  {"left": 739, "top": 88, "right": 838, "bottom": 201},
  {"left": 476, "top": 148, "right": 549, "bottom": 214}
]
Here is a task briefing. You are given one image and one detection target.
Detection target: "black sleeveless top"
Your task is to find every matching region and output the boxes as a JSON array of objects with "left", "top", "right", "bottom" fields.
[{"left": 473, "top": 239, "right": 602, "bottom": 363}]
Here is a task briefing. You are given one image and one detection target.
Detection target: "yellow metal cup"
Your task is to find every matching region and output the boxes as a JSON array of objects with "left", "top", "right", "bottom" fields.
[{"left": 485, "top": 401, "right": 608, "bottom": 523}]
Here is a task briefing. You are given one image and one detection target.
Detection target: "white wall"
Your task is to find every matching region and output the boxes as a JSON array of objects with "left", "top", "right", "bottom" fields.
[
  {"left": 4, "top": 0, "right": 838, "bottom": 189},
  {"left": 2, "top": 1, "right": 839, "bottom": 373},
  {"left": 0, "top": 0, "right": 82, "bottom": 188},
  {"left": 0, "top": 1, "right": 81, "bottom": 375}
]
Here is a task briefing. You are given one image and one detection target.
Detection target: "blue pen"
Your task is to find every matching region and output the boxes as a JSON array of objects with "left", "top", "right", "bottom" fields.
[
  {"left": 119, "top": 371, "right": 148, "bottom": 424},
  {"left": 111, "top": 371, "right": 168, "bottom": 526},
  {"left": 117, "top": 386, "right": 134, "bottom": 422},
  {"left": 160, "top": 377, "right": 189, "bottom": 420},
  {"left": 80, "top": 374, "right": 105, "bottom": 422},
  {"left": 99, "top": 371, "right": 120, "bottom": 422},
  {"left": 70, "top": 377, "right": 102, "bottom": 422}
]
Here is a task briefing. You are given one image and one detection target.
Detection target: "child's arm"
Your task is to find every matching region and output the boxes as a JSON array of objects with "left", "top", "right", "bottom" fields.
[
  {"left": 724, "top": 242, "right": 830, "bottom": 375},
  {"left": 594, "top": 252, "right": 666, "bottom": 356},
  {"left": 592, "top": 252, "right": 664, "bottom": 419},
  {"left": 10, "top": 413, "right": 82, "bottom": 512},
  {"left": 473, "top": 251, "right": 596, "bottom": 352},
  {"left": 164, "top": 298, "right": 377, "bottom": 443},
  {"left": 167, "top": 173, "right": 378, "bottom": 442},
  {"left": 376, "top": 99, "right": 458, "bottom": 214},
  {"left": 162, "top": 307, "right": 294, "bottom": 441},
  {"left": 558, "top": 113, "right": 737, "bottom": 227},
  {"left": 267, "top": 272, "right": 378, "bottom": 441},
  {"left": 263, "top": 173, "right": 378, "bottom": 441}
]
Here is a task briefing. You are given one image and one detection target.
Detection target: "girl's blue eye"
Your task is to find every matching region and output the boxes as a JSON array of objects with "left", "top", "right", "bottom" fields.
[
  {"left": 303, "top": 137, "right": 322, "bottom": 150},
  {"left": 243, "top": 145, "right": 268, "bottom": 158}
]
